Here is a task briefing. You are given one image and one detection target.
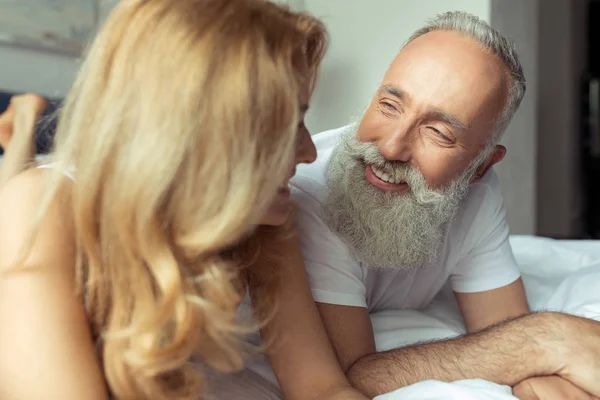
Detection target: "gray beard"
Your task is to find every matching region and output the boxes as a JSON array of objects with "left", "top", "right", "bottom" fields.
[{"left": 323, "top": 125, "right": 479, "bottom": 270}]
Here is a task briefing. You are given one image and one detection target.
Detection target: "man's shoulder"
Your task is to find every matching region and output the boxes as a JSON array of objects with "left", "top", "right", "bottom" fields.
[
  {"left": 466, "top": 168, "right": 503, "bottom": 205},
  {"left": 449, "top": 168, "right": 505, "bottom": 237}
]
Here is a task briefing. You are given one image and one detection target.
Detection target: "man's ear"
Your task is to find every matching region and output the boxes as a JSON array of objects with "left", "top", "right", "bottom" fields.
[{"left": 470, "top": 145, "right": 506, "bottom": 184}]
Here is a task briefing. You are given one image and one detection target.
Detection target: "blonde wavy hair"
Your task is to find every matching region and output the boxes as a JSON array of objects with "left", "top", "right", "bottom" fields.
[{"left": 28, "top": 0, "right": 327, "bottom": 398}]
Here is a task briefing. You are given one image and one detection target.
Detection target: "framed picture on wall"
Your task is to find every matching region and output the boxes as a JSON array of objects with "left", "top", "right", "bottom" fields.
[{"left": 0, "top": 0, "right": 98, "bottom": 57}]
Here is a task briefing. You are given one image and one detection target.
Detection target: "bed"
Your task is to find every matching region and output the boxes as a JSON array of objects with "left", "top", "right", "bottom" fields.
[
  {"left": 2, "top": 90, "right": 598, "bottom": 399},
  {"left": 372, "top": 235, "right": 600, "bottom": 399}
]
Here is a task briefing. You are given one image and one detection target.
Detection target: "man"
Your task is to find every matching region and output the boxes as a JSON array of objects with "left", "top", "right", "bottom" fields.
[{"left": 291, "top": 11, "right": 600, "bottom": 400}]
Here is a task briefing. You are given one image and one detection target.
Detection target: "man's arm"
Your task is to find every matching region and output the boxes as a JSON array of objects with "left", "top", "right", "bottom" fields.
[
  {"left": 318, "top": 302, "right": 600, "bottom": 398},
  {"left": 453, "top": 264, "right": 598, "bottom": 399},
  {"left": 455, "top": 278, "right": 529, "bottom": 333}
]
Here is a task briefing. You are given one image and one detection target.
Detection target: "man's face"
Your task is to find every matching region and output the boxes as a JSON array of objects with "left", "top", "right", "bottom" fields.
[
  {"left": 357, "top": 30, "right": 509, "bottom": 191},
  {"left": 324, "top": 31, "right": 511, "bottom": 270}
]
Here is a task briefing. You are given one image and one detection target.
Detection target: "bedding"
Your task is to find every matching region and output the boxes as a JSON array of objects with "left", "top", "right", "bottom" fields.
[
  {"left": 374, "top": 235, "right": 600, "bottom": 400},
  {"left": 219, "top": 235, "right": 600, "bottom": 399}
]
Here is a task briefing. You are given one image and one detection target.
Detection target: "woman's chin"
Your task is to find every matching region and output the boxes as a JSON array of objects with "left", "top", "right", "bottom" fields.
[
  {"left": 259, "top": 189, "right": 293, "bottom": 226},
  {"left": 260, "top": 201, "right": 292, "bottom": 226},
  {"left": 259, "top": 211, "right": 289, "bottom": 226}
]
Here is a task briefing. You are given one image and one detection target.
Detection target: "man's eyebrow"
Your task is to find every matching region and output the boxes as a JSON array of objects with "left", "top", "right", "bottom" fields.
[
  {"left": 379, "top": 84, "right": 408, "bottom": 101},
  {"left": 379, "top": 84, "right": 468, "bottom": 131},
  {"left": 429, "top": 109, "right": 468, "bottom": 132}
]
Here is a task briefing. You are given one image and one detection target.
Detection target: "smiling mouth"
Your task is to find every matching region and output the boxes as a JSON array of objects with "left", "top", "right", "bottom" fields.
[
  {"left": 370, "top": 164, "right": 406, "bottom": 185},
  {"left": 364, "top": 164, "right": 409, "bottom": 192}
]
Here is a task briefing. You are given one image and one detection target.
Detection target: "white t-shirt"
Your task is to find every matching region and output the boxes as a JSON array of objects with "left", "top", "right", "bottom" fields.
[
  {"left": 243, "top": 125, "right": 521, "bottom": 388},
  {"left": 291, "top": 125, "right": 521, "bottom": 313}
]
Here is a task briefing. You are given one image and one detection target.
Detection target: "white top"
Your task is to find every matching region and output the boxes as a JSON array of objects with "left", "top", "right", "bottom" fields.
[
  {"left": 36, "top": 162, "right": 76, "bottom": 180},
  {"left": 291, "top": 125, "right": 521, "bottom": 312}
]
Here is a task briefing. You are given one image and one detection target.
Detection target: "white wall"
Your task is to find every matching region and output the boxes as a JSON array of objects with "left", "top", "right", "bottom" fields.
[
  {"left": 0, "top": 2, "right": 114, "bottom": 98},
  {"left": 0, "top": 47, "right": 79, "bottom": 98},
  {"left": 304, "top": 0, "right": 491, "bottom": 132}
]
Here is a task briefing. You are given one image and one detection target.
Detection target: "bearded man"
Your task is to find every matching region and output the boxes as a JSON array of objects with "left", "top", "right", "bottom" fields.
[{"left": 291, "top": 11, "right": 600, "bottom": 400}]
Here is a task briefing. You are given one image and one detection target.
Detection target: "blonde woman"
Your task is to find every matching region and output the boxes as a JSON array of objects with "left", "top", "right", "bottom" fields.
[{"left": 0, "top": 0, "right": 365, "bottom": 399}]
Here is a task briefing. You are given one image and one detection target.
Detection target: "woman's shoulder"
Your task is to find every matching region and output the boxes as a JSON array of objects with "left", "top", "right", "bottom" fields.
[
  {"left": 0, "top": 168, "right": 108, "bottom": 400},
  {"left": 0, "top": 167, "right": 76, "bottom": 275}
]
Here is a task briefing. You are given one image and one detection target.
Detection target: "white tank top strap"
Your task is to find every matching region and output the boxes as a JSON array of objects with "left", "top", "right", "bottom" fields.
[{"left": 36, "top": 162, "right": 76, "bottom": 181}]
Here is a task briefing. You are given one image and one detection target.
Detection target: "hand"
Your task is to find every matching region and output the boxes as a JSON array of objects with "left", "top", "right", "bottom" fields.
[
  {"left": 513, "top": 376, "right": 599, "bottom": 400},
  {"left": 314, "top": 386, "right": 369, "bottom": 400},
  {"left": 0, "top": 94, "right": 47, "bottom": 149},
  {"left": 540, "top": 313, "right": 600, "bottom": 397}
]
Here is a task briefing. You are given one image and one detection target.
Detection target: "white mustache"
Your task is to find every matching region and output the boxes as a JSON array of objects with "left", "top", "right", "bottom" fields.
[
  {"left": 341, "top": 131, "right": 421, "bottom": 184},
  {"left": 340, "top": 132, "right": 450, "bottom": 206},
  {"left": 324, "top": 126, "right": 473, "bottom": 270}
]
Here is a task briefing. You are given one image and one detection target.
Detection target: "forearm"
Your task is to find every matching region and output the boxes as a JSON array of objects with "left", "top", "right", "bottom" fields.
[
  {"left": 314, "top": 385, "right": 369, "bottom": 400},
  {"left": 347, "top": 312, "right": 558, "bottom": 397},
  {"left": 0, "top": 117, "right": 36, "bottom": 188},
  {"left": 250, "top": 236, "right": 366, "bottom": 400}
]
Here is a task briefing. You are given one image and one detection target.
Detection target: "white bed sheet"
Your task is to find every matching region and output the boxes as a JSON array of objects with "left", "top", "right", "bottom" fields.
[
  {"left": 374, "top": 235, "right": 600, "bottom": 400},
  {"left": 211, "top": 235, "right": 600, "bottom": 399}
]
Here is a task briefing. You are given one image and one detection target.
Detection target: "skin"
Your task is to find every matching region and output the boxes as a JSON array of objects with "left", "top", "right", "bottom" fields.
[
  {"left": 0, "top": 94, "right": 47, "bottom": 188},
  {"left": 0, "top": 168, "right": 109, "bottom": 399},
  {"left": 357, "top": 30, "right": 508, "bottom": 191},
  {"left": 513, "top": 376, "right": 600, "bottom": 400},
  {"left": 260, "top": 84, "right": 317, "bottom": 226},
  {"left": 315, "top": 30, "right": 594, "bottom": 398}
]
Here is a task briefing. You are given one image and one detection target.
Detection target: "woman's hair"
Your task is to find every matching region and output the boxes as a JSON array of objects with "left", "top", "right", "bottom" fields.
[{"left": 32, "top": 0, "right": 327, "bottom": 398}]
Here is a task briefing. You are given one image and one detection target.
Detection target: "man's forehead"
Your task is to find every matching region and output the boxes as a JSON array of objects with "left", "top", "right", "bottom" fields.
[
  {"left": 381, "top": 32, "right": 508, "bottom": 131},
  {"left": 388, "top": 31, "right": 506, "bottom": 85},
  {"left": 378, "top": 84, "right": 469, "bottom": 132}
]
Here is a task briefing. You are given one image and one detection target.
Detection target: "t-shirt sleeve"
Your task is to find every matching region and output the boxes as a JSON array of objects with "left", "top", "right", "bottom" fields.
[
  {"left": 450, "top": 174, "right": 521, "bottom": 293},
  {"left": 291, "top": 182, "right": 367, "bottom": 308}
]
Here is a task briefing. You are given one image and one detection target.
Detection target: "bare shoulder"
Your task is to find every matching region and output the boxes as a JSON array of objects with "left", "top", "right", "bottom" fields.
[
  {"left": 0, "top": 169, "right": 108, "bottom": 399},
  {"left": 0, "top": 167, "right": 75, "bottom": 274},
  {"left": 0, "top": 166, "right": 47, "bottom": 209}
]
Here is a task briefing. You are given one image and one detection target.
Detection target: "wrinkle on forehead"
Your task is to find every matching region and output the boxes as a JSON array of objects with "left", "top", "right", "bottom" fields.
[{"left": 382, "top": 30, "right": 509, "bottom": 146}]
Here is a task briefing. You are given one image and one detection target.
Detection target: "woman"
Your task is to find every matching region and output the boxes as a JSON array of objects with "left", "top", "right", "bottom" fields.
[{"left": 0, "top": 0, "right": 366, "bottom": 399}]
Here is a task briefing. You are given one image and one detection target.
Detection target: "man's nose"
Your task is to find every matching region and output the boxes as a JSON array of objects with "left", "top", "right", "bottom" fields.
[{"left": 378, "top": 127, "right": 413, "bottom": 163}]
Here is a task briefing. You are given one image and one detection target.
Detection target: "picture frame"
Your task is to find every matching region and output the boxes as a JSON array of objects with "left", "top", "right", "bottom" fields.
[{"left": 0, "top": 0, "right": 99, "bottom": 57}]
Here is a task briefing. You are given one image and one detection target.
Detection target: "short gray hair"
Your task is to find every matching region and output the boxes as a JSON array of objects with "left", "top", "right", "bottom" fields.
[{"left": 406, "top": 11, "right": 526, "bottom": 145}]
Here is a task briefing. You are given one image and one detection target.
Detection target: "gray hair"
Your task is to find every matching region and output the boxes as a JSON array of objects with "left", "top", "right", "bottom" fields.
[{"left": 406, "top": 11, "right": 526, "bottom": 145}]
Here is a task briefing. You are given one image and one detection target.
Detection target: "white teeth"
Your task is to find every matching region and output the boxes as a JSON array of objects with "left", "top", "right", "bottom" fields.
[{"left": 371, "top": 165, "right": 405, "bottom": 185}]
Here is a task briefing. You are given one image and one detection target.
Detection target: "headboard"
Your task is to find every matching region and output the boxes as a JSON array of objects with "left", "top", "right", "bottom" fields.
[{"left": 0, "top": 90, "right": 62, "bottom": 155}]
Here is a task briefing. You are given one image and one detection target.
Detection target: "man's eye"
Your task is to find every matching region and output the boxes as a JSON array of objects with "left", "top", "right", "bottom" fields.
[
  {"left": 429, "top": 127, "right": 451, "bottom": 141},
  {"left": 381, "top": 101, "right": 396, "bottom": 111}
]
